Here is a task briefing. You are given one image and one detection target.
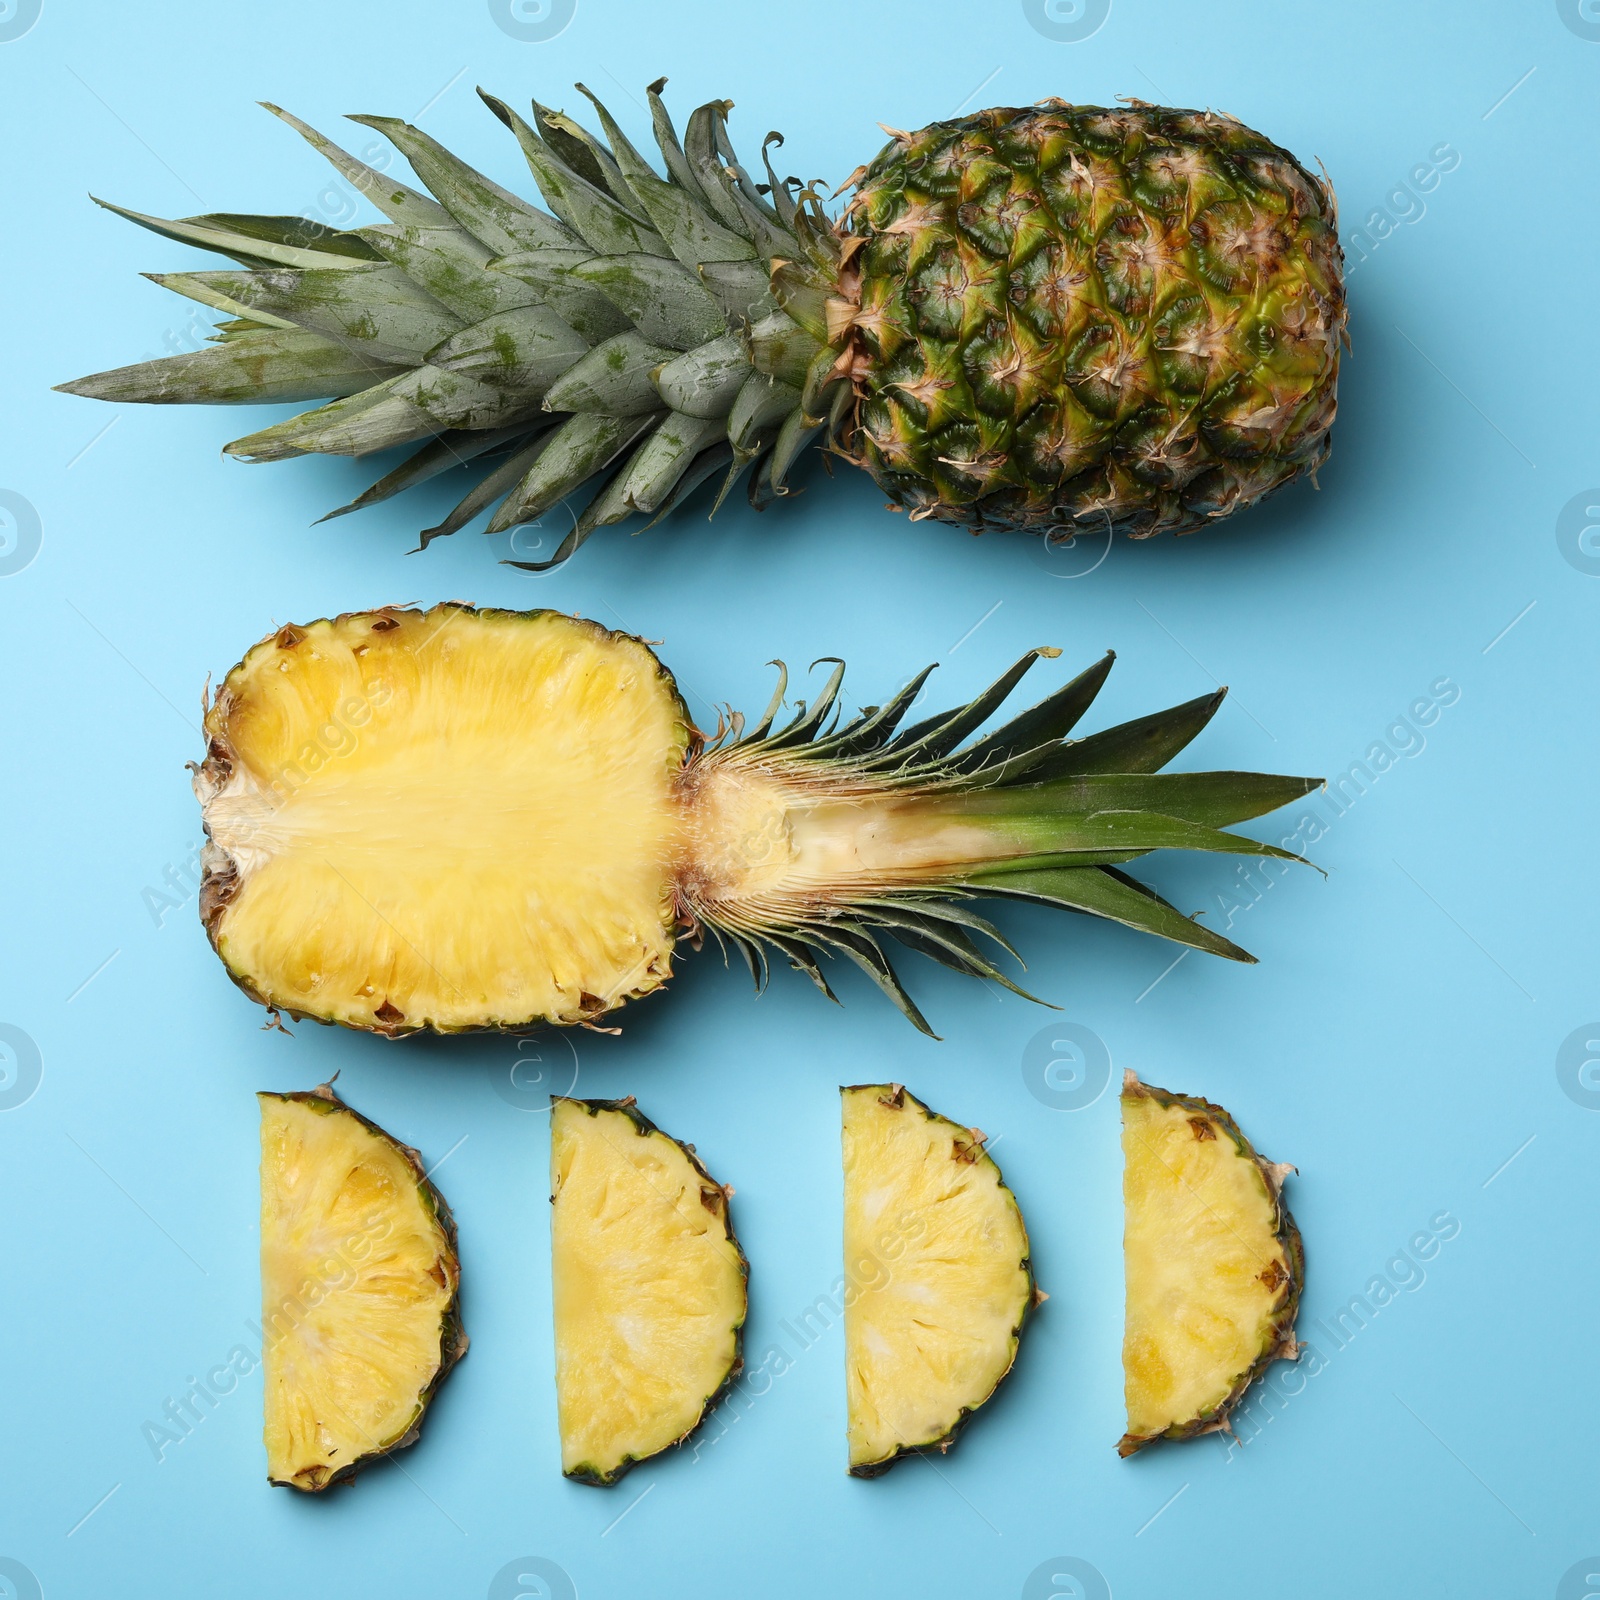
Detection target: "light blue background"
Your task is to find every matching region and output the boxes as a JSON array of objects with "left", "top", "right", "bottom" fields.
[{"left": 2, "top": 1, "right": 1597, "bottom": 1595}]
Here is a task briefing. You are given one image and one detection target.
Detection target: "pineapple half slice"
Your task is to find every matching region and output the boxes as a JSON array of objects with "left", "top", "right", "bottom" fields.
[
  {"left": 842, "top": 1084, "right": 1039, "bottom": 1476},
  {"left": 1120, "top": 1071, "right": 1302, "bottom": 1456},
  {"left": 259, "top": 1081, "right": 466, "bottom": 1491},
  {"left": 550, "top": 1097, "right": 747, "bottom": 1485},
  {"left": 194, "top": 603, "right": 1322, "bottom": 1037}
]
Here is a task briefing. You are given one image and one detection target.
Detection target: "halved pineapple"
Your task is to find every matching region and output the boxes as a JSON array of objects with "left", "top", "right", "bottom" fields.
[
  {"left": 195, "top": 603, "right": 1322, "bottom": 1039},
  {"left": 259, "top": 1082, "right": 466, "bottom": 1490},
  {"left": 200, "top": 607, "right": 691, "bottom": 1033},
  {"left": 550, "top": 1097, "right": 747, "bottom": 1485},
  {"left": 842, "top": 1083, "right": 1038, "bottom": 1476},
  {"left": 1120, "top": 1070, "right": 1302, "bottom": 1456}
]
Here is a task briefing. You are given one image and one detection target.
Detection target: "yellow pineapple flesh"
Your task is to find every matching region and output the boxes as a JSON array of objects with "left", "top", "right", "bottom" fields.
[
  {"left": 549, "top": 1097, "right": 747, "bottom": 1485},
  {"left": 842, "top": 1083, "right": 1036, "bottom": 1475},
  {"left": 259, "top": 1083, "right": 465, "bottom": 1490},
  {"left": 1120, "top": 1071, "right": 1301, "bottom": 1455}
]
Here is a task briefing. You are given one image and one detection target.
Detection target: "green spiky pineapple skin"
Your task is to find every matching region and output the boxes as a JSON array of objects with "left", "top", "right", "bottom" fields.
[{"left": 845, "top": 103, "right": 1346, "bottom": 539}]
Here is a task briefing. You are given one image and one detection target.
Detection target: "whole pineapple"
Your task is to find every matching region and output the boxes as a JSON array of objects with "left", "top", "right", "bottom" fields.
[{"left": 61, "top": 86, "right": 1345, "bottom": 567}]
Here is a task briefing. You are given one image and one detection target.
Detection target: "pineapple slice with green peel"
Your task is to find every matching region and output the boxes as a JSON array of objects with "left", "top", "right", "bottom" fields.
[
  {"left": 1120, "top": 1071, "right": 1301, "bottom": 1457},
  {"left": 550, "top": 1096, "right": 747, "bottom": 1485},
  {"left": 842, "top": 1084, "right": 1039, "bottom": 1476},
  {"left": 196, "top": 604, "right": 1322, "bottom": 1036},
  {"left": 259, "top": 1081, "right": 466, "bottom": 1491}
]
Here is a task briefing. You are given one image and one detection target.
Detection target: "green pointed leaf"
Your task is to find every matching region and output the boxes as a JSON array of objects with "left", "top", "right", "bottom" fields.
[
  {"left": 144, "top": 272, "right": 300, "bottom": 332},
  {"left": 225, "top": 376, "right": 442, "bottom": 460},
  {"left": 487, "top": 410, "right": 658, "bottom": 533},
  {"left": 152, "top": 265, "right": 461, "bottom": 363},
  {"left": 760, "top": 659, "right": 847, "bottom": 749},
  {"left": 640, "top": 440, "right": 735, "bottom": 528},
  {"left": 966, "top": 864, "right": 1256, "bottom": 963},
  {"left": 427, "top": 304, "right": 587, "bottom": 393},
  {"left": 179, "top": 212, "right": 384, "bottom": 261},
  {"left": 346, "top": 114, "right": 577, "bottom": 254},
  {"left": 682, "top": 102, "right": 752, "bottom": 234},
  {"left": 419, "top": 429, "right": 556, "bottom": 546},
  {"left": 91, "top": 198, "right": 374, "bottom": 271},
  {"left": 727, "top": 371, "right": 801, "bottom": 452},
  {"left": 805, "top": 666, "right": 938, "bottom": 758},
  {"left": 886, "top": 649, "right": 1057, "bottom": 763},
  {"left": 617, "top": 412, "right": 723, "bottom": 514},
  {"left": 566, "top": 253, "right": 725, "bottom": 351},
  {"left": 764, "top": 932, "right": 838, "bottom": 1003},
  {"left": 653, "top": 334, "right": 751, "bottom": 418},
  {"left": 545, "top": 330, "right": 677, "bottom": 415},
  {"left": 487, "top": 250, "right": 632, "bottom": 343},
  {"left": 698, "top": 258, "right": 779, "bottom": 327},
  {"left": 975, "top": 809, "right": 1308, "bottom": 867},
  {"left": 533, "top": 100, "right": 642, "bottom": 212},
  {"left": 360, "top": 224, "right": 542, "bottom": 321},
  {"left": 263, "top": 103, "right": 455, "bottom": 230},
  {"left": 950, "top": 651, "right": 1116, "bottom": 773},
  {"left": 858, "top": 904, "right": 1044, "bottom": 1002},
  {"left": 745, "top": 663, "right": 789, "bottom": 741},
  {"left": 56, "top": 330, "right": 404, "bottom": 406},
  {"left": 317, "top": 425, "right": 534, "bottom": 521},
  {"left": 645, "top": 81, "right": 720, "bottom": 216},
  {"left": 479, "top": 92, "right": 669, "bottom": 257},
  {"left": 1023, "top": 772, "right": 1323, "bottom": 830},
  {"left": 1037, "top": 689, "right": 1227, "bottom": 777},
  {"left": 805, "top": 924, "right": 936, "bottom": 1037},
  {"left": 575, "top": 84, "right": 758, "bottom": 270},
  {"left": 768, "top": 406, "right": 822, "bottom": 492}
]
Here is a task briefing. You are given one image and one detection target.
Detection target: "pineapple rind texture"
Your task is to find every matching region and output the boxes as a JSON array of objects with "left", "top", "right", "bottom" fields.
[
  {"left": 842, "top": 1084, "right": 1036, "bottom": 1476},
  {"left": 843, "top": 103, "right": 1346, "bottom": 538},
  {"left": 197, "top": 606, "right": 692, "bottom": 1034},
  {"left": 550, "top": 1097, "right": 747, "bottom": 1486},
  {"left": 1119, "top": 1071, "right": 1302, "bottom": 1457},
  {"left": 259, "top": 1083, "right": 466, "bottom": 1492},
  {"left": 62, "top": 88, "right": 1342, "bottom": 566}
]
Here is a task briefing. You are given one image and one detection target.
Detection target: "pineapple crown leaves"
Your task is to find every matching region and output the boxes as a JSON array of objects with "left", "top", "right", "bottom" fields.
[
  {"left": 57, "top": 82, "right": 848, "bottom": 568},
  {"left": 691, "top": 647, "right": 1322, "bottom": 1036}
]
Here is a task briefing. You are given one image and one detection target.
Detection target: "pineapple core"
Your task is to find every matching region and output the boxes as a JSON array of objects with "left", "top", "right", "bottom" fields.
[
  {"left": 199, "top": 607, "right": 691, "bottom": 1031},
  {"left": 1121, "top": 1082, "right": 1296, "bottom": 1449},
  {"left": 841, "top": 1085, "right": 1034, "bottom": 1473}
]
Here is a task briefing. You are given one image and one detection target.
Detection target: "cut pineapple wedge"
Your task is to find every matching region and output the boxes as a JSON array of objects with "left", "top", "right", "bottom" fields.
[
  {"left": 550, "top": 1097, "right": 747, "bottom": 1485},
  {"left": 1120, "top": 1070, "right": 1302, "bottom": 1456},
  {"left": 842, "top": 1084, "right": 1038, "bottom": 1476},
  {"left": 259, "top": 1082, "right": 466, "bottom": 1491}
]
